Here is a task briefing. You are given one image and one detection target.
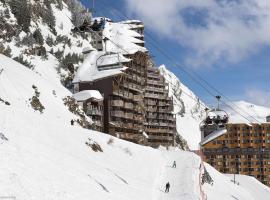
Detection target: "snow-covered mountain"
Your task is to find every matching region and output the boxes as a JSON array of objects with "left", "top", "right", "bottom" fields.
[
  {"left": 222, "top": 100, "right": 270, "bottom": 124},
  {"left": 1, "top": 53, "right": 270, "bottom": 200},
  {"left": 0, "top": 0, "right": 92, "bottom": 87},
  {"left": 159, "top": 65, "right": 206, "bottom": 150}
]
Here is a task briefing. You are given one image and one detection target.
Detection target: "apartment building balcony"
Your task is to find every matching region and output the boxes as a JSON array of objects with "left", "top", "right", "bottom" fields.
[
  {"left": 147, "top": 79, "right": 164, "bottom": 86},
  {"left": 158, "top": 101, "right": 167, "bottom": 106},
  {"left": 86, "top": 109, "right": 103, "bottom": 116},
  {"left": 124, "top": 102, "right": 134, "bottom": 110},
  {"left": 113, "top": 90, "right": 134, "bottom": 99},
  {"left": 146, "top": 86, "right": 164, "bottom": 93},
  {"left": 124, "top": 83, "right": 143, "bottom": 93},
  {"left": 147, "top": 113, "right": 157, "bottom": 118},
  {"left": 147, "top": 73, "right": 160, "bottom": 79},
  {"left": 127, "top": 74, "right": 144, "bottom": 83},
  {"left": 111, "top": 100, "right": 124, "bottom": 107},
  {"left": 145, "top": 100, "right": 157, "bottom": 106},
  {"left": 134, "top": 114, "right": 144, "bottom": 121},
  {"left": 147, "top": 107, "right": 158, "bottom": 112},
  {"left": 134, "top": 94, "right": 143, "bottom": 101},
  {"left": 147, "top": 135, "right": 174, "bottom": 141},
  {"left": 124, "top": 112, "right": 133, "bottom": 119},
  {"left": 145, "top": 93, "right": 166, "bottom": 99},
  {"left": 111, "top": 110, "right": 125, "bottom": 118},
  {"left": 158, "top": 108, "right": 170, "bottom": 113},
  {"left": 146, "top": 128, "right": 175, "bottom": 134}
]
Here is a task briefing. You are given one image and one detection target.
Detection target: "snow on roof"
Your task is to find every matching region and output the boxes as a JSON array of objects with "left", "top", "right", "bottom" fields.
[
  {"left": 103, "top": 21, "right": 147, "bottom": 54},
  {"left": 73, "top": 50, "right": 128, "bottom": 83},
  {"left": 72, "top": 90, "right": 103, "bottom": 102},
  {"left": 201, "top": 129, "right": 227, "bottom": 145}
]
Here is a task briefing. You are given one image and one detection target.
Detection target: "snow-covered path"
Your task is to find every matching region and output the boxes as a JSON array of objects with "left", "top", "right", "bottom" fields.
[{"left": 154, "top": 150, "right": 201, "bottom": 200}]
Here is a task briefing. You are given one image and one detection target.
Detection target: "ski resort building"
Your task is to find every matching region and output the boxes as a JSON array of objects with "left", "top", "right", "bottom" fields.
[
  {"left": 201, "top": 122, "right": 270, "bottom": 186},
  {"left": 72, "top": 90, "right": 104, "bottom": 132},
  {"left": 73, "top": 20, "right": 176, "bottom": 147}
]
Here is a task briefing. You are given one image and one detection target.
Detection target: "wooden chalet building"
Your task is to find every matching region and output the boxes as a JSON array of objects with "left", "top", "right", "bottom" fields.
[
  {"left": 73, "top": 90, "right": 104, "bottom": 132},
  {"left": 73, "top": 20, "right": 176, "bottom": 147}
]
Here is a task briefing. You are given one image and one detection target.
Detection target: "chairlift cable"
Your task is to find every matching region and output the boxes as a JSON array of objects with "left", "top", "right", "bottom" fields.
[{"left": 95, "top": 0, "right": 262, "bottom": 125}]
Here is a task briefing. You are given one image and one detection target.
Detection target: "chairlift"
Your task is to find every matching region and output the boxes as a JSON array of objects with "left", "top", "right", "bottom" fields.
[
  {"left": 96, "top": 38, "right": 123, "bottom": 71},
  {"left": 200, "top": 96, "right": 229, "bottom": 138}
]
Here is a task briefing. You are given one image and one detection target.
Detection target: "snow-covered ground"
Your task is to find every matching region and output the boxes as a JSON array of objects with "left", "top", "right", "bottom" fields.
[
  {"left": 1, "top": 54, "right": 270, "bottom": 199},
  {"left": 205, "top": 163, "right": 270, "bottom": 200}
]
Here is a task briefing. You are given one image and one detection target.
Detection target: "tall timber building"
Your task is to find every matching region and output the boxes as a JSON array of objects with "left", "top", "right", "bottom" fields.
[
  {"left": 201, "top": 118, "right": 270, "bottom": 186},
  {"left": 73, "top": 20, "right": 176, "bottom": 147}
]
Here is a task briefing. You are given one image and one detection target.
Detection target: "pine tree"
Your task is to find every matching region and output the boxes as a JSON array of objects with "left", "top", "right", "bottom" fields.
[
  {"left": 9, "top": 0, "right": 31, "bottom": 32},
  {"left": 41, "top": 1, "right": 56, "bottom": 33},
  {"left": 33, "top": 29, "right": 44, "bottom": 45}
]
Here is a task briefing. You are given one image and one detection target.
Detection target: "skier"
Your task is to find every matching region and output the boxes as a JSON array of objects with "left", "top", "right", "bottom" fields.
[
  {"left": 98, "top": 18, "right": 105, "bottom": 30},
  {"left": 172, "top": 161, "right": 176, "bottom": 168},
  {"left": 71, "top": 119, "right": 74, "bottom": 125},
  {"left": 165, "top": 182, "right": 170, "bottom": 193}
]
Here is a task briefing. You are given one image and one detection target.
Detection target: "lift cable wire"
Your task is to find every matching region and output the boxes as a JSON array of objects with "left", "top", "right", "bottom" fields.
[{"left": 95, "top": 0, "right": 262, "bottom": 124}]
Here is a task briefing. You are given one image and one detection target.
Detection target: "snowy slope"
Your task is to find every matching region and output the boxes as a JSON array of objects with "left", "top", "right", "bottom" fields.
[
  {"left": 1, "top": 54, "right": 269, "bottom": 199},
  {"left": 204, "top": 163, "right": 270, "bottom": 200},
  {"left": 159, "top": 65, "right": 206, "bottom": 150},
  {"left": 222, "top": 101, "right": 270, "bottom": 124},
  {"left": 0, "top": 54, "right": 199, "bottom": 200}
]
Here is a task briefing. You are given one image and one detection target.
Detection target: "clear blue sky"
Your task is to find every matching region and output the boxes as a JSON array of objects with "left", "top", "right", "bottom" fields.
[{"left": 80, "top": 0, "right": 270, "bottom": 107}]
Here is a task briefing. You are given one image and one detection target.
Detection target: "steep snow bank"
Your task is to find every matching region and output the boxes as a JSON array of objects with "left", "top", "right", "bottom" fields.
[
  {"left": 159, "top": 65, "right": 206, "bottom": 150},
  {"left": 222, "top": 101, "right": 270, "bottom": 124},
  {"left": 204, "top": 163, "right": 270, "bottom": 200}
]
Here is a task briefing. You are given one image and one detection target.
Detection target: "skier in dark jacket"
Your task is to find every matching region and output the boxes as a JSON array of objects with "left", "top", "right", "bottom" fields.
[
  {"left": 71, "top": 119, "right": 74, "bottom": 125},
  {"left": 165, "top": 182, "right": 170, "bottom": 193},
  {"left": 172, "top": 161, "right": 176, "bottom": 168},
  {"left": 98, "top": 18, "right": 105, "bottom": 30},
  {"left": 91, "top": 19, "right": 99, "bottom": 31}
]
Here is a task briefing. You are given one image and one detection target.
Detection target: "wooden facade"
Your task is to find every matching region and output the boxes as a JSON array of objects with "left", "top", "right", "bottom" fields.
[
  {"left": 75, "top": 20, "right": 176, "bottom": 147},
  {"left": 76, "top": 97, "right": 104, "bottom": 132},
  {"left": 202, "top": 123, "right": 270, "bottom": 186}
]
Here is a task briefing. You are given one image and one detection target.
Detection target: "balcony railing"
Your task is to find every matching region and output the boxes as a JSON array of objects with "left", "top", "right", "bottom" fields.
[
  {"left": 145, "top": 93, "right": 167, "bottom": 99},
  {"left": 111, "top": 100, "right": 124, "bottom": 107},
  {"left": 146, "top": 128, "right": 175, "bottom": 134},
  {"left": 147, "top": 135, "right": 174, "bottom": 141},
  {"left": 146, "top": 86, "right": 164, "bottom": 93},
  {"left": 111, "top": 110, "right": 124, "bottom": 118},
  {"left": 145, "top": 100, "right": 157, "bottom": 106},
  {"left": 147, "top": 79, "right": 164, "bottom": 86},
  {"left": 86, "top": 109, "right": 103, "bottom": 116},
  {"left": 113, "top": 90, "right": 134, "bottom": 99},
  {"left": 124, "top": 102, "right": 134, "bottom": 109},
  {"left": 134, "top": 95, "right": 143, "bottom": 101},
  {"left": 124, "top": 83, "right": 143, "bottom": 92},
  {"left": 125, "top": 113, "right": 133, "bottom": 119}
]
